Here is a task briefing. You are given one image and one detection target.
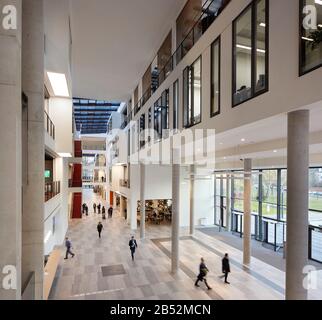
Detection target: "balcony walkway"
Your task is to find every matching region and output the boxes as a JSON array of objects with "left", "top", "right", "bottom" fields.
[{"left": 49, "top": 189, "right": 322, "bottom": 300}]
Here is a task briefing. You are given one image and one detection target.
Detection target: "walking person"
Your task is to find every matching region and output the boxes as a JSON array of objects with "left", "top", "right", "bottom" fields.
[
  {"left": 102, "top": 206, "right": 106, "bottom": 220},
  {"left": 195, "top": 258, "right": 212, "bottom": 290},
  {"left": 108, "top": 205, "right": 113, "bottom": 219},
  {"left": 97, "top": 222, "right": 103, "bottom": 238},
  {"left": 64, "top": 237, "right": 75, "bottom": 260},
  {"left": 82, "top": 203, "right": 86, "bottom": 214},
  {"left": 222, "top": 253, "right": 231, "bottom": 284},
  {"left": 97, "top": 203, "right": 101, "bottom": 214},
  {"left": 129, "top": 236, "right": 138, "bottom": 261},
  {"left": 93, "top": 203, "right": 97, "bottom": 214},
  {"left": 85, "top": 205, "right": 89, "bottom": 216}
]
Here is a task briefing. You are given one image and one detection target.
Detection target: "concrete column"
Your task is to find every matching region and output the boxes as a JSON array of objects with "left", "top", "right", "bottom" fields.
[
  {"left": 0, "top": 0, "right": 22, "bottom": 300},
  {"left": 243, "top": 159, "right": 252, "bottom": 265},
  {"left": 171, "top": 149, "right": 180, "bottom": 274},
  {"left": 286, "top": 110, "right": 309, "bottom": 300},
  {"left": 226, "top": 174, "right": 231, "bottom": 231},
  {"left": 22, "top": 0, "right": 45, "bottom": 300},
  {"left": 140, "top": 162, "right": 146, "bottom": 239},
  {"left": 189, "top": 165, "right": 195, "bottom": 235}
]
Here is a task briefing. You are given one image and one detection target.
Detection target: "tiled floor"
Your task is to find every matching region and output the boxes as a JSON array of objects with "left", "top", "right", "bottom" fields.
[{"left": 49, "top": 190, "right": 322, "bottom": 300}]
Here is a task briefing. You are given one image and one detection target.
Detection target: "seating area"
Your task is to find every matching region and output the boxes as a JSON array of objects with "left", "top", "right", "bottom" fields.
[{"left": 137, "top": 199, "right": 172, "bottom": 225}]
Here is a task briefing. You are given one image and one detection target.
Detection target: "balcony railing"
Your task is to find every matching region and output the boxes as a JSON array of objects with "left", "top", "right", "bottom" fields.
[
  {"left": 44, "top": 111, "right": 55, "bottom": 140},
  {"left": 45, "top": 181, "right": 60, "bottom": 202},
  {"left": 133, "top": 0, "right": 230, "bottom": 116},
  {"left": 68, "top": 179, "right": 82, "bottom": 188}
]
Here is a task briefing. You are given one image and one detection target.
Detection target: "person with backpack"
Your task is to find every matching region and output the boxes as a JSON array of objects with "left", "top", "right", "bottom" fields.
[{"left": 195, "top": 258, "right": 212, "bottom": 290}]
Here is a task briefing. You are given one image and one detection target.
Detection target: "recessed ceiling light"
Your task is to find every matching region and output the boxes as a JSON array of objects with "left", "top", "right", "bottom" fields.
[
  {"left": 241, "top": 138, "right": 246, "bottom": 142},
  {"left": 273, "top": 150, "right": 278, "bottom": 153},
  {"left": 47, "top": 72, "right": 69, "bottom": 97}
]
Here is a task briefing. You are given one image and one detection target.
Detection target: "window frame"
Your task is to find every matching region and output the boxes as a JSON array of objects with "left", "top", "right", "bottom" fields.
[
  {"left": 173, "top": 79, "right": 179, "bottom": 130},
  {"left": 210, "top": 36, "right": 221, "bottom": 118},
  {"left": 299, "top": 0, "right": 322, "bottom": 76},
  {"left": 232, "top": 0, "right": 269, "bottom": 108},
  {"left": 183, "top": 55, "right": 202, "bottom": 128}
]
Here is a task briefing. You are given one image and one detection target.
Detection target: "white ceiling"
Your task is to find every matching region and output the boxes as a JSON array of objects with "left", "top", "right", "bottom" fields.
[{"left": 69, "top": 0, "right": 186, "bottom": 101}]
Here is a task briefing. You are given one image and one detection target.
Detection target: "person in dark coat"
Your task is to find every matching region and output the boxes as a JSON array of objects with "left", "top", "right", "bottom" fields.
[
  {"left": 102, "top": 206, "right": 106, "bottom": 220},
  {"left": 93, "top": 203, "right": 97, "bottom": 214},
  {"left": 97, "top": 203, "right": 101, "bottom": 214},
  {"left": 82, "top": 203, "right": 86, "bottom": 214},
  {"left": 195, "top": 258, "right": 212, "bottom": 290},
  {"left": 129, "top": 236, "right": 138, "bottom": 261},
  {"left": 222, "top": 253, "right": 231, "bottom": 284},
  {"left": 97, "top": 222, "right": 103, "bottom": 238},
  {"left": 108, "top": 206, "right": 113, "bottom": 219},
  {"left": 85, "top": 205, "right": 89, "bottom": 216},
  {"left": 64, "top": 237, "right": 75, "bottom": 260}
]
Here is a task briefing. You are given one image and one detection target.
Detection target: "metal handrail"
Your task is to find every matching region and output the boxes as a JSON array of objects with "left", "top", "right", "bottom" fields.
[{"left": 44, "top": 110, "right": 55, "bottom": 140}]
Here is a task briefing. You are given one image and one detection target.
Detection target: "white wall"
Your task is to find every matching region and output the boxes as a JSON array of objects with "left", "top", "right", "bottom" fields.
[{"left": 48, "top": 98, "right": 73, "bottom": 155}]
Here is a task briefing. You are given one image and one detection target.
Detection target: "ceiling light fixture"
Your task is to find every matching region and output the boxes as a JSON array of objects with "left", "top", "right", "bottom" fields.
[
  {"left": 259, "top": 22, "right": 266, "bottom": 27},
  {"left": 47, "top": 72, "right": 69, "bottom": 97},
  {"left": 236, "top": 44, "right": 266, "bottom": 53},
  {"left": 241, "top": 138, "right": 246, "bottom": 142},
  {"left": 58, "top": 153, "right": 72, "bottom": 158},
  {"left": 273, "top": 150, "right": 278, "bottom": 153},
  {"left": 302, "top": 36, "right": 314, "bottom": 42}
]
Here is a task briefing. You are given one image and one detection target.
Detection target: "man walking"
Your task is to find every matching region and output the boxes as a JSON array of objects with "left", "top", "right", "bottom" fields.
[
  {"left": 195, "top": 258, "right": 212, "bottom": 290},
  {"left": 97, "top": 222, "right": 103, "bottom": 238},
  {"left": 222, "top": 253, "right": 231, "bottom": 284},
  {"left": 64, "top": 237, "right": 75, "bottom": 260},
  {"left": 97, "top": 203, "right": 101, "bottom": 214},
  {"left": 129, "top": 236, "right": 138, "bottom": 261},
  {"left": 108, "top": 206, "right": 113, "bottom": 219},
  {"left": 93, "top": 203, "right": 97, "bottom": 214}
]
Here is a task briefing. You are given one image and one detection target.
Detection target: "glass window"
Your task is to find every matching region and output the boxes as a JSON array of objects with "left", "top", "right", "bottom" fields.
[
  {"left": 173, "top": 80, "right": 179, "bottom": 130},
  {"left": 233, "top": 0, "right": 268, "bottom": 106},
  {"left": 262, "top": 170, "right": 278, "bottom": 218},
  {"left": 309, "top": 168, "right": 322, "bottom": 211},
  {"left": 211, "top": 37, "right": 220, "bottom": 117},
  {"left": 139, "top": 114, "right": 145, "bottom": 149},
  {"left": 300, "top": 0, "right": 322, "bottom": 74},
  {"left": 154, "top": 90, "right": 169, "bottom": 140},
  {"left": 183, "top": 56, "right": 202, "bottom": 127}
]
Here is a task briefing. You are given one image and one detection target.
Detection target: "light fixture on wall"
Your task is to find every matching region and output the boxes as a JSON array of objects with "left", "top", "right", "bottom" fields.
[
  {"left": 236, "top": 44, "right": 266, "bottom": 54},
  {"left": 58, "top": 153, "right": 72, "bottom": 158},
  {"left": 47, "top": 71, "right": 70, "bottom": 97}
]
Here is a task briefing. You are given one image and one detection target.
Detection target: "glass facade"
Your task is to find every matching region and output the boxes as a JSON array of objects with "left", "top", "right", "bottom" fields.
[
  {"left": 215, "top": 168, "right": 322, "bottom": 262},
  {"left": 300, "top": 0, "right": 322, "bottom": 75},
  {"left": 233, "top": 0, "right": 268, "bottom": 106},
  {"left": 183, "top": 56, "right": 202, "bottom": 128},
  {"left": 154, "top": 89, "right": 169, "bottom": 140}
]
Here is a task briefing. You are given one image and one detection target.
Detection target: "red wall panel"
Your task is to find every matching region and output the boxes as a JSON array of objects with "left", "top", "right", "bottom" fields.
[{"left": 71, "top": 192, "right": 82, "bottom": 219}]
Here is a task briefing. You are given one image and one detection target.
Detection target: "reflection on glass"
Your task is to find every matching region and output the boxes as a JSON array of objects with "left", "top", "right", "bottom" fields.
[
  {"left": 255, "top": 0, "right": 267, "bottom": 93},
  {"left": 234, "top": 6, "right": 252, "bottom": 105},
  {"left": 211, "top": 37, "right": 220, "bottom": 116},
  {"left": 192, "top": 57, "right": 201, "bottom": 124}
]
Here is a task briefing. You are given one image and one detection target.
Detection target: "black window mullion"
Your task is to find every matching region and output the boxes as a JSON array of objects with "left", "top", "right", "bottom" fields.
[
  {"left": 190, "top": 65, "right": 194, "bottom": 126},
  {"left": 277, "top": 169, "right": 282, "bottom": 221}
]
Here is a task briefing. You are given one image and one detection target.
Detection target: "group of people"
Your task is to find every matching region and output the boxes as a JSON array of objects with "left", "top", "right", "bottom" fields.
[
  {"left": 82, "top": 203, "right": 89, "bottom": 216},
  {"left": 93, "top": 203, "right": 113, "bottom": 220},
  {"left": 195, "top": 254, "right": 231, "bottom": 290}
]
